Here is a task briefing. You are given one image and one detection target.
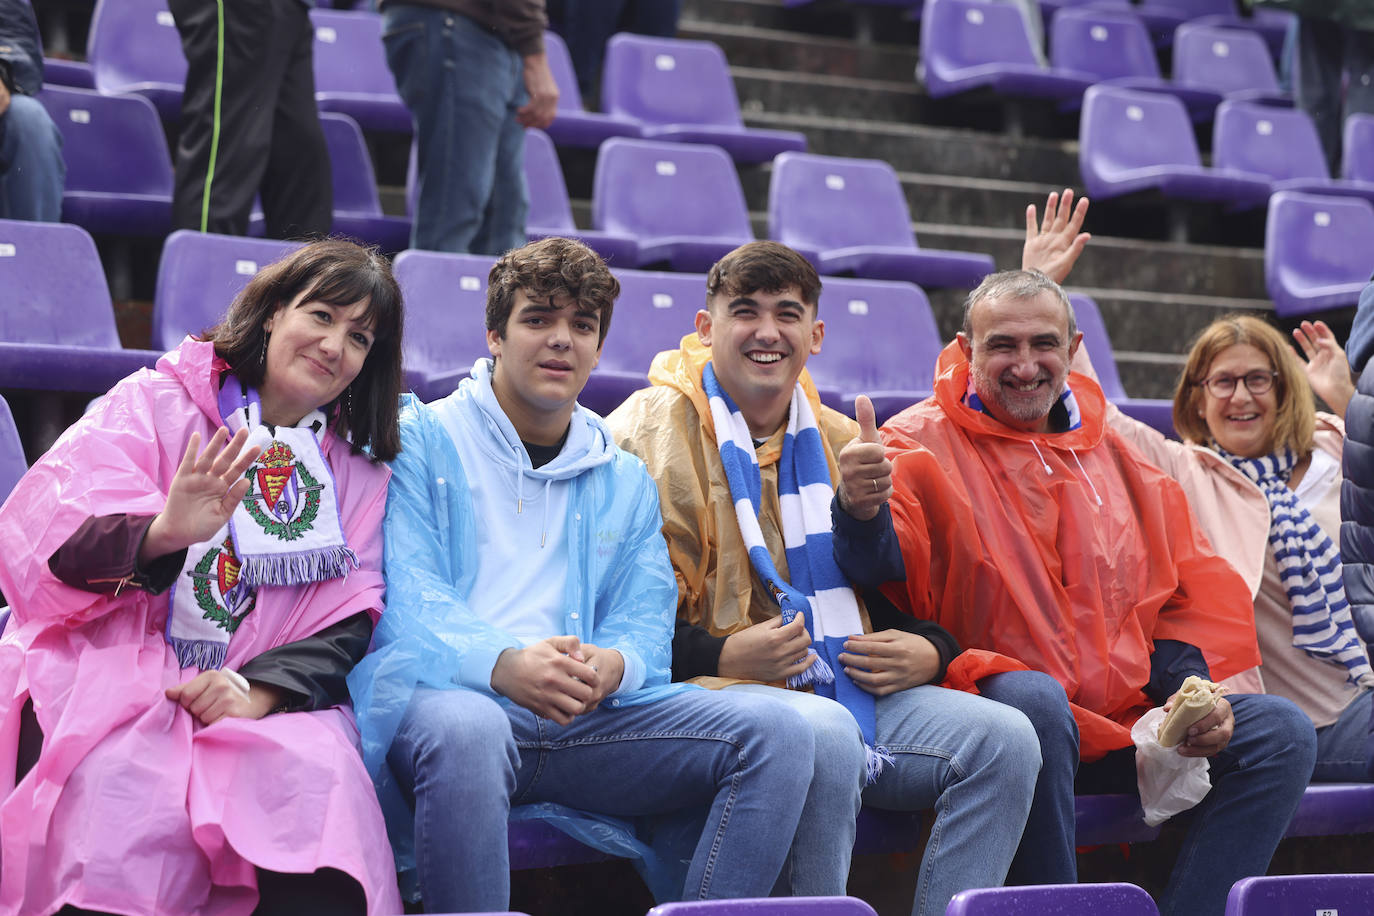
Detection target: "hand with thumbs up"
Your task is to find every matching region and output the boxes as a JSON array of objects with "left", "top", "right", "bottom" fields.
[{"left": 837, "top": 395, "right": 892, "bottom": 522}]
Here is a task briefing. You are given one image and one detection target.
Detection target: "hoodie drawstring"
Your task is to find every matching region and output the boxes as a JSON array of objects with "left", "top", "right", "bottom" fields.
[
  {"left": 515, "top": 465, "right": 554, "bottom": 547},
  {"left": 541, "top": 478, "right": 552, "bottom": 548},
  {"left": 1029, "top": 441, "right": 1105, "bottom": 507}
]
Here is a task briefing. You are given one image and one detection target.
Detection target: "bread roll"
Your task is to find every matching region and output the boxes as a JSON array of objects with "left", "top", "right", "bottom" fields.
[{"left": 1156, "top": 675, "right": 1222, "bottom": 747}]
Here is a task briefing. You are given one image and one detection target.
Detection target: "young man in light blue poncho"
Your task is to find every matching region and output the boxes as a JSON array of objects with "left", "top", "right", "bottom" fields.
[{"left": 347, "top": 237, "right": 816, "bottom": 912}]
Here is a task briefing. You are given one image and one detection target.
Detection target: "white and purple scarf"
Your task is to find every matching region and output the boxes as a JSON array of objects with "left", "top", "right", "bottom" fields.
[{"left": 165, "top": 377, "right": 358, "bottom": 669}]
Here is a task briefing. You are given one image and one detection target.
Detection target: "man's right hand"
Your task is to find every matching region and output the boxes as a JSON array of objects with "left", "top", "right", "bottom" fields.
[
  {"left": 717, "top": 612, "right": 816, "bottom": 682},
  {"left": 490, "top": 635, "right": 599, "bottom": 725},
  {"left": 837, "top": 395, "right": 892, "bottom": 521}
]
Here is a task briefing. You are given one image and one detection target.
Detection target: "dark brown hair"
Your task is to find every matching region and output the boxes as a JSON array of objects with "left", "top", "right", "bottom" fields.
[
  {"left": 199, "top": 238, "right": 405, "bottom": 462},
  {"left": 705, "top": 241, "right": 822, "bottom": 311},
  {"left": 486, "top": 237, "right": 620, "bottom": 345},
  {"left": 1173, "top": 314, "right": 1314, "bottom": 456}
]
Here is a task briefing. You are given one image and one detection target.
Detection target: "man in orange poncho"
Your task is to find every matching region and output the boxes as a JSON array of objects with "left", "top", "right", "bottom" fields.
[{"left": 832, "top": 269, "right": 1317, "bottom": 916}]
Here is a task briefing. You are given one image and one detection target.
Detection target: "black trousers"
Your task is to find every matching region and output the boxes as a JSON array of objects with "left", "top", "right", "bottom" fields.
[
  {"left": 54, "top": 869, "right": 364, "bottom": 916},
  {"left": 168, "top": 0, "right": 332, "bottom": 238}
]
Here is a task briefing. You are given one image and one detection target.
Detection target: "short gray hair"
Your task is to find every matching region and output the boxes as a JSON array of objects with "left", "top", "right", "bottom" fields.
[{"left": 960, "top": 269, "right": 1077, "bottom": 340}]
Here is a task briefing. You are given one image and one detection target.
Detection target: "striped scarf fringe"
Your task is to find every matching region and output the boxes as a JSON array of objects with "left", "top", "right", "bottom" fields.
[
  {"left": 702, "top": 363, "right": 892, "bottom": 780},
  {"left": 1221, "top": 446, "right": 1374, "bottom": 687}
]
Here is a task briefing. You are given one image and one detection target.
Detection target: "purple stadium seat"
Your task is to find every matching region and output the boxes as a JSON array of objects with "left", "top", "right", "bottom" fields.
[
  {"left": 1078, "top": 84, "right": 1271, "bottom": 206},
  {"left": 87, "top": 0, "right": 186, "bottom": 120},
  {"left": 1172, "top": 22, "right": 1288, "bottom": 105},
  {"left": 648, "top": 897, "right": 878, "bottom": 916},
  {"left": 1226, "top": 874, "right": 1374, "bottom": 915},
  {"left": 579, "top": 268, "right": 706, "bottom": 415},
  {"left": 310, "top": 10, "right": 412, "bottom": 133},
  {"left": 1049, "top": 7, "right": 1221, "bottom": 119},
  {"left": 1213, "top": 100, "right": 1374, "bottom": 204},
  {"left": 1068, "top": 293, "right": 1176, "bottom": 436},
  {"left": 523, "top": 128, "right": 640, "bottom": 267},
  {"left": 768, "top": 151, "right": 996, "bottom": 290},
  {"left": 600, "top": 34, "right": 807, "bottom": 164},
  {"left": 391, "top": 249, "right": 498, "bottom": 401},
  {"left": 804, "top": 276, "right": 942, "bottom": 424},
  {"left": 38, "top": 86, "right": 174, "bottom": 236},
  {"left": 542, "top": 30, "right": 645, "bottom": 149},
  {"left": 0, "top": 219, "right": 162, "bottom": 392},
  {"left": 317, "top": 112, "right": 410, "bottom": 251},
  {"left": 43, "top": 58, "right": 95, "bottom": 90},
  {"left": 918, "top": 0, "right": 1096, "bottom": 102},
  {"left": 1185, "top": 8, "right": 1294, "bottom": 61},
  {"left": 0, "top": 395, "right": 26, "bottom": 507},
  {"left": 1265, "top": 191, "right": 1374, "bottom": 317},
  {"left": 1343, "top": 113, "right": 1374, "bottom": 183},
  {"left": 152, "top": 231, "right": 304, "bottom": 351},
  {"left": 592, "top": 138, "right": 754, "bottom": 272},
  {"left": 947, "top": 883, "right": 1159, "bottom": 915}
]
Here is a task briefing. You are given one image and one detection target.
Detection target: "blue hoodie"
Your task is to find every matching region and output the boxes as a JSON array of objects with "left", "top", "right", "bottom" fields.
[{"left": 348, "top": 360, "right": 688, "bottom": 893}]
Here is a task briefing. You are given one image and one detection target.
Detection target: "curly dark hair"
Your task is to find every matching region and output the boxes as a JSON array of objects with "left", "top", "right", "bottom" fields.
[
  {"left": 485, "top": 237, "right": 620, "bottom": 345},
  {"left": 198, "top": 238, "right": 405, "bottom": 462}
]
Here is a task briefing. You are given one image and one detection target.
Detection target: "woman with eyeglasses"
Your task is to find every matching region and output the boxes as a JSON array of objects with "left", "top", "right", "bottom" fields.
[{"left": 1081, "top": 314, "right": 1372, "bottom": 783}]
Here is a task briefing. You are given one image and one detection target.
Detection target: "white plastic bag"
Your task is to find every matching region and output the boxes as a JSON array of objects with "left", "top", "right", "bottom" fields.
[{"left": 1131, "top": 706, "right": 1213, "bottom": 827}]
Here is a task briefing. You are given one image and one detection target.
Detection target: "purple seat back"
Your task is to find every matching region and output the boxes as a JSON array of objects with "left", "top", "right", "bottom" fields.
[
  {"left": 805, "top": 277, "right": 941, "bottom": 397},
  {"left": 43, "top": 57, "right": 96, "bottom": 90},
  {"left": 0, "top": 395, "right": 27, "bottom": 508},
  {"left": 1225, "top": 874, "right": 1374, "bottom": 915},
  {"left": 153, "top": 232, "right": 304, "bottom": 351},
  {"left": 1051, "top": 6, "right": 1160, "bottom": 81},
  {"left": 648, "top": 898, "right": 879, "bottom": 916},
  {"left": 544, "top": 30, "right": 589, "bottom": 114},
  {"left": 38, "top": 86, "right": 174, "bottom": 199},
  {"left": 1067, "top": 294, "right": 1127, "bottom": 399},
  {"left": 947, "top": 883, "right": 1159, "bottom": 915},
  {"left": 1213, "top": 100, "right": 1329, "bottom": 182},
  {"left": 310, "top": 9, "right": 408, "bottom": 131},
  {"left": 1173, "top": 22, "right": 1280, "bottom": 96},
  {"left": 87, "top": 0, "right": 186, "bottom": 115},
  {"left": 1139, "top": 0, "right": 1234, "bottom": 15},
  {"left": 1080, "top": 84, "right": 1202, "bottom": 182},
  {"left": 392, "top": 250, "right": 497, "bottom": 380},
  {"left": 601, "top": 33, "right": 744, "bottom": 129},
  {"left": 769, "top": 152, "right": 919, "bottom": 253},
  {"left": 592, "top": 138, "right": 752, "bottom": 240},
  {"left": 921, "top": 0, "right": 1043, "bottom": 74},
  {"left": 0, "top": 219, "right": 121, "bottom": 348},
  {"left": 598, "top": 269, "right": 705, "bottom": 376},
  {"left": 1343, "top": 112, "right": 1374, "bottom": 182},
  {"left": 524, "top": 127, "right": 576, "bottom": 232},
  {"left": 318, "top": 112, "right": 385, "bottom": 217},
  {"left": 1265, "top": 191, "right": 1374, "bottom": 316}
]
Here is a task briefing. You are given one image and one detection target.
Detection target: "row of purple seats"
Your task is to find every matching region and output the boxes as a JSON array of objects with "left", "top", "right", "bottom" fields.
[
  {"left": 947, "top": 876, "right": 1374, "bottom": 915},
  {"left": 649, "top": 899, "right": 877, "bottom": 916},
  {"left": 0, "top": 219, "right": 163, "bottom": 395},
  {"left": 84, "top": 0, "right": 803, "bottom": 163},
  {"left": 948, "top": 883, "right": 1158, "bottom": 914}
]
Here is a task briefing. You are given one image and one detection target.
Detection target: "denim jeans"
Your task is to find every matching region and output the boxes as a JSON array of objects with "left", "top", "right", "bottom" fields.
[
  {"left": 387, "top": 686, "right": 814, "bottom": 912},
  {"left": 1310, "top": 686, "right": 1372, "bottom": 782},
  {"left": 731, "top": 672, "right": 1045, "bottom": 916},
  {"left": 985, "top": 682, "right": 1317, "bottom": 916},
  {"left": 0, "top": 95, "right": 64, "bottom": 222},
  {"left": 382, "top": 5, "right": 529, "bottom": 254}
]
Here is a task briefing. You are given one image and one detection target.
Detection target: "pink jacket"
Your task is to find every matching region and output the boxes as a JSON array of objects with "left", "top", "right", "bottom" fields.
[{"left": 0, "top": 340, "right": 400, "bottom": 915}]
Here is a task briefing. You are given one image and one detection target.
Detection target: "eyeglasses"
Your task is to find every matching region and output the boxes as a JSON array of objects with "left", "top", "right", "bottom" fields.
[{"left": 1197, "top": 370, "right": 1278, "bottom": 398}]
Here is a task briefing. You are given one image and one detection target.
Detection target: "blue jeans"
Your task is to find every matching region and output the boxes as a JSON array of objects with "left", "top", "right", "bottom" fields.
[
  {"left": 382, "top": 5, "right": 528, "bottom": 254},
  {"left": 0, "top": 95, "right": 64, "bottom": 222},
  {"left": 1311, "top": 687, "right": 1372, "bottom": 782},
  {"left": 387, "top": 686, "right": 813, "bottom": 912},
  {"left": 984, "top": 682, "right": 1317, "bottom": 916},
  {"left": 731, "top": 673, "right": 1044, "bottom": 916}
]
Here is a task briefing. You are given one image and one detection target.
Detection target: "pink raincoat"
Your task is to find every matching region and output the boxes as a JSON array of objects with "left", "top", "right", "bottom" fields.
[{"left": 0, "top": 340, "right": 400, "bottom": 915}]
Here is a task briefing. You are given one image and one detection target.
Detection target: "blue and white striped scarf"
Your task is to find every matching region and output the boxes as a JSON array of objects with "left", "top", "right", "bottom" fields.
[
  {"left": 1221, "top": 446, "right": 1374, "bottom": 688},
  {"left": 702, "top": 362, "right": 891, "bottom": 781}
]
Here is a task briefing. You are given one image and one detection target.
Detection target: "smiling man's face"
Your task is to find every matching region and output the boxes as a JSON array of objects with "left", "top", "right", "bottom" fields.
[
  {"left": 695, "top": 285, "right": 824, "bottom": 437},
  {"left": 958, "top": 289, "right": 1080, "bottom": 433}
]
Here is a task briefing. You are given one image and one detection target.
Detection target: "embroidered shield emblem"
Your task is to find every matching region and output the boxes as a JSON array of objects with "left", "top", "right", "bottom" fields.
[
  {"left": 189, "top": 534, "right": 255, "bottom": 632},
  {"left": 242, "top": 439, "right": 324, "bottom": 541}
]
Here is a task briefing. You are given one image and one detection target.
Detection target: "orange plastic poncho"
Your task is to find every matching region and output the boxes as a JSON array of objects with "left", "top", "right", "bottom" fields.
[{"left": 880, "top": 341, "right": 1261, "bottom": 761}]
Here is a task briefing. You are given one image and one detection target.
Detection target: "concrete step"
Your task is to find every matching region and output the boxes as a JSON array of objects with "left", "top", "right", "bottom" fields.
[
  {"left": 678, "top": 19, "right": 918, "bottom": 83},
  {"left": 682, "top": 0, "right": 921, "bottom": 43}
]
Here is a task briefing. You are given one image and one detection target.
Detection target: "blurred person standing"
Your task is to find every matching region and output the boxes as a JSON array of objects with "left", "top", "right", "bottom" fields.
[{"left": 0, "top": 0, "right": 63, "bottom": 222}]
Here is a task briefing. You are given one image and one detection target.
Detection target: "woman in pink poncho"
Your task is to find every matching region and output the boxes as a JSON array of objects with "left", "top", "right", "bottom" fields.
[{"left": 0, "top": 240, "right": 405, "bottom": 915}]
